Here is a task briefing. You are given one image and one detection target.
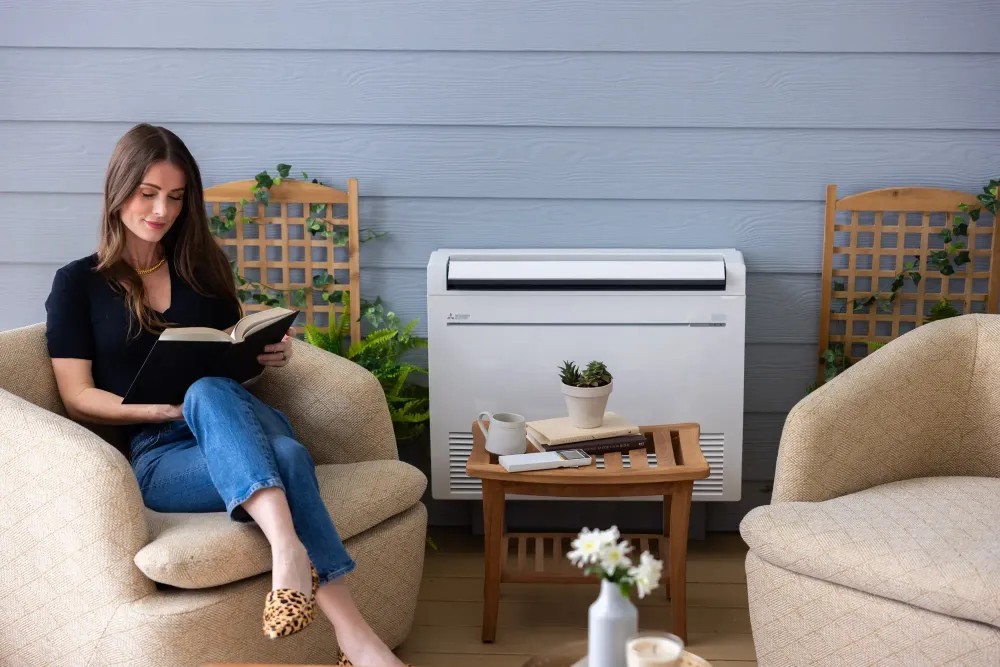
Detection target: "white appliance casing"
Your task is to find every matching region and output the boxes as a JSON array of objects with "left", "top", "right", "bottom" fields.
[{"left": 426, "top": 248, "right": 746, "bottom": 502}]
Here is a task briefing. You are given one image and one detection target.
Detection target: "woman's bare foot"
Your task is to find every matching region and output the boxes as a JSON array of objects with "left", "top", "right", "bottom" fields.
[
  {"left": 317, "top": 579, "right": 406, "bottom": 667},
  {"left": 270, "top": 541, "right": 313, "bottom": 595},
  {"left": 337, "top": 627, "right": 406, "bottom": 667}
]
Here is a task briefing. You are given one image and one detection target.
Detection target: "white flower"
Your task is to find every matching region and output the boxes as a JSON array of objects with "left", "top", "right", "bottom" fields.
[
  {"left": 567, "top": 527, "right": 606, "bottom": 566},
  {"left": 599, "top": 540, "right": 633, "bottom": 575},
  {"left": 627, "top": 551, "right": 664, "bottom": 599},
  {"left": 598, "top": 525, "right": 621, "bottom": 546}
]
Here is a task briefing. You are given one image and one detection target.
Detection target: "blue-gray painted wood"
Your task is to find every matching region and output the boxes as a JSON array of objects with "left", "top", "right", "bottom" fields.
[
  {"left": 2, "top": 0, "right": 997, "bottom": 52},
  {"left": 5, "top": 50, "right": 1000, "bottom": 129},
  {"left": 2, "top": 122, "right": 998, "bottom": 200},
  {"left": 3, "top": 193, "right": 826, "bottom": 272}
]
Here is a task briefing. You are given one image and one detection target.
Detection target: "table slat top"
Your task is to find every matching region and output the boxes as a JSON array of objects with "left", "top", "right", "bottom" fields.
[{"left": 466, "top": 421, "right": 709, "bottom": 484}]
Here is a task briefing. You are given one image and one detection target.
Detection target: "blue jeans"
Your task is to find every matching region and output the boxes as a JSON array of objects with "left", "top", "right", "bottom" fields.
[{"left": 129, "top": 376, "right": 356, "bottom": 586}]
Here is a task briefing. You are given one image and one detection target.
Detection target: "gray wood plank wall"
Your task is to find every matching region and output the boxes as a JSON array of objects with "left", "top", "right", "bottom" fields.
[{"left": 2, "top": 0, "right": 999, "bottom": 530}]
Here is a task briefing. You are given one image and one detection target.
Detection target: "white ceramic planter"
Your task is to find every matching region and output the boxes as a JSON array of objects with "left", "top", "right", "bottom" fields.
[
  {"left": 561, "top": 381, "right": 613, "bottom": 428},
  {"left": 588, "top": 578, "right": 638, "bottom": 667}
]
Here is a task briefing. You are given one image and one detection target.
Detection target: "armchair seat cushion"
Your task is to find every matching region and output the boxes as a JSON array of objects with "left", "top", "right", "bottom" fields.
[
  {"left": 134, "top": 458, "right": 426, "bottom": 589},
  {"left": 740, "top": 476, "right": 1000, "bottom": 629}
]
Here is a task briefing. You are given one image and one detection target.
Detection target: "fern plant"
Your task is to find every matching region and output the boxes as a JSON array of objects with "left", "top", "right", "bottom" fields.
[{"left": 304, "top": 291, "right": 429, "bottom": 441}]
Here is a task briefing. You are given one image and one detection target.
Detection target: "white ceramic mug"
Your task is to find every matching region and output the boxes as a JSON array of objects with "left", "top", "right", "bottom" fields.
[{"left": 477, "top": 411, "right": 528, "bottom": 455}]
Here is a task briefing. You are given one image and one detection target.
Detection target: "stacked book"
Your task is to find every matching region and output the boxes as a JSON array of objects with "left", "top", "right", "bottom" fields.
[{"left": 525, "top": 412, "right": 647, "bottom": 455}]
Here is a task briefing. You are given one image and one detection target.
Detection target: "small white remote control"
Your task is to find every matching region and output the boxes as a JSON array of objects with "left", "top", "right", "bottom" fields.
[{"left": 498, "top": 449, "right": 593, "bottom": 473}]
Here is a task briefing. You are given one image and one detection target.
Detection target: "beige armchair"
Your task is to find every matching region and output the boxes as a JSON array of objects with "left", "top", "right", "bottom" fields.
[
  {"left": 0, "top": 323, "right": 428, "bottom": 667},
  {"left": 740, "top": 314, "right": 1000, "bottom": 666}
]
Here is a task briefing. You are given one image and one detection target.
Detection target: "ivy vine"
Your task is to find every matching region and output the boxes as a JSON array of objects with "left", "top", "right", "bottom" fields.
[
  {"left": 209, "top": 163, "right": 386, "bottom": 308},
  {"left": 817, "top": 179, "right": 1000, "bottom": 388}
]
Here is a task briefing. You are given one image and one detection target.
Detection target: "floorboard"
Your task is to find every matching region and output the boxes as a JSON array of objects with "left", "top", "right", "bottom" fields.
[{"left": 397, "top": 527, "right": 757, "bottom": 666}]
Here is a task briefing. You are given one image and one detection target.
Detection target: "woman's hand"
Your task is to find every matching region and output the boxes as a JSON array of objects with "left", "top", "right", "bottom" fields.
[
  {"left": 149, "top": 403, "right": 183, "bottom": 422},
  {"left": 258, "top": 331, "right": 294, "bottom": 368}
]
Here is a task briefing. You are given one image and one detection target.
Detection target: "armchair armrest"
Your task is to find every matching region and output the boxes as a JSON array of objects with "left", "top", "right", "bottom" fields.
[
  {"left": 0, "top": 389, "right": 155, "bottom": 620},
  {"left": 772, "top": 314, "right": 1000, "bottom": 503},
  {"left": 249, "top": 338, "right": 398, "bottom": 465}
]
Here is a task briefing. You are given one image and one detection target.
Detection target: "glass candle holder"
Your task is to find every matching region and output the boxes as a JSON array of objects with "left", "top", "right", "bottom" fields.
[{"left": 625, "top": 631, "right": 685, "bottom": 667}]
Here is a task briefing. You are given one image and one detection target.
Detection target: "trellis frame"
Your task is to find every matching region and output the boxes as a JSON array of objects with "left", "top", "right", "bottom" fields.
[
  {"left": 818, "top": 184, "right": 1000, "bottom": 384},
  {"left": 204, "top": 178, "right": 362, "bottom": 346}
]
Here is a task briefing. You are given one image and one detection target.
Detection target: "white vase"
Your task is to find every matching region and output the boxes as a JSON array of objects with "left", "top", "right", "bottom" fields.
[
  {"left": 588, "top": 578, "right": 638, "bottom": 667},
  {"left": 561, "top": 381, "right": 613, "bottom": 428}
]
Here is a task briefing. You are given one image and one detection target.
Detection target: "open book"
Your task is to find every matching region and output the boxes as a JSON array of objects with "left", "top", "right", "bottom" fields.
[{"left": 122, "top": 308, "right": 299, "bottom": 405}]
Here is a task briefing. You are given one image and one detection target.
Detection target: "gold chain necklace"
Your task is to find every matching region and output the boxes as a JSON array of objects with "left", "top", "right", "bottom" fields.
[{"left": 134, "top": 257, "right": 166, "bottom": 276}]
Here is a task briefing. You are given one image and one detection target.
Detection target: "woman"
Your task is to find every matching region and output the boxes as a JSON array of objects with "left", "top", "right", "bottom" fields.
[{"left": 44, "top": 123, "right": 406, "bottom": 667}]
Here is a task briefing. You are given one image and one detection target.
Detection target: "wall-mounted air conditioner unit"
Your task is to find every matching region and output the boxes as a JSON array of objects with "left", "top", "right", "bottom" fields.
[{"left": 426, "top": 248, "right": 746, "bottom": 502}]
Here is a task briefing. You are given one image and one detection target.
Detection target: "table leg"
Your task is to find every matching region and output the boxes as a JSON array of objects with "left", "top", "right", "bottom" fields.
[
  {"left": 481, "top": 480, "right": 505, "bottom": 642},
  {"left": 662, "top": 491, "right": 672, "bottom": 600},
  {"left": 669, "top": 481, "right": 693, "bottom": 643}
]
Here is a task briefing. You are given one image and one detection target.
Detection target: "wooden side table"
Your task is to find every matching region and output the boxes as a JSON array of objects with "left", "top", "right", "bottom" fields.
[{"left": 466, "top": 421, "right": 710, "bottom": 644}]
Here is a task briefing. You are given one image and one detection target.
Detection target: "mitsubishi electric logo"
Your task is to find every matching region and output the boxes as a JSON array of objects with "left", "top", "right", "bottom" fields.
[{"left": 446, "top": 313, "right": 471, "bottom": 321}]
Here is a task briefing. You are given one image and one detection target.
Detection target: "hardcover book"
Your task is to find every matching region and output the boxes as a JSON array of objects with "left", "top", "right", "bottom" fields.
[{"left": 122, "top": 307, "right": 298, "bottom": 405}]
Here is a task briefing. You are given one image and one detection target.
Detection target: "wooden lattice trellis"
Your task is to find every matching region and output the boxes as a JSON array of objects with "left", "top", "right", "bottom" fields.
[
  {"left": 818, "top": 184, "right": 1000, "bottom": 384},
  {"left": 204, "top": 178, "right": 361, "bottom": 347}
]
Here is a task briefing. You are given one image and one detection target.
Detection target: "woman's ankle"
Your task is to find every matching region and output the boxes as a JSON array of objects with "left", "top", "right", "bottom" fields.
[{"left": 270, "top": 541, "right": 312, "bottom": 593}]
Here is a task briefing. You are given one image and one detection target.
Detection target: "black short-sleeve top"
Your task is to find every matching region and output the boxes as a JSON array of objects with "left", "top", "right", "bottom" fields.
[{"left": 44, "top": 254, "right": 242, "bottom": 401}]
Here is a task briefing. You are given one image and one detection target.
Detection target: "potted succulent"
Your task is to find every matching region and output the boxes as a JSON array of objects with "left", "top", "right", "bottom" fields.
[{"left": 559, "top": 359, "right": 614, "bottom": 428}]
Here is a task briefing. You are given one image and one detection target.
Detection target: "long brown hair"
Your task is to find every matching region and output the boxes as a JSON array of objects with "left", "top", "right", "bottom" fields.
[{"left": 95, "top": 123, "right": 240, "bottom": 336}]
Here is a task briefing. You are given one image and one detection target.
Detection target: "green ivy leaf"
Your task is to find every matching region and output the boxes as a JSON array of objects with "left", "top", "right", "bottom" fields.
[
  {"left": 306, "top": 216, "right": 326, "bottom": 236},
  {"left": 939, "top": 228, "right": 953, "bottom": 243},
  {"left": 312, "top": 271, "right": 334, "bottom": 289},
  {"left": 255, "top": 171, "right": 273, "bottom": 189},
  {"left": 954, "top": 221, "right": 969, "bottom": 236},
  {"left": 955, "top": 250, "right": 971, "bottom": 265},
  {"left": 276, "top": 163, "right": 291, "bottom": 178}
]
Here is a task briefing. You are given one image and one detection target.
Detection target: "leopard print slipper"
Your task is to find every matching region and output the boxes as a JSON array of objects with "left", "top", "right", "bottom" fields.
[{"left": 263, "top": 564, "right": 320, "bottom": 639}]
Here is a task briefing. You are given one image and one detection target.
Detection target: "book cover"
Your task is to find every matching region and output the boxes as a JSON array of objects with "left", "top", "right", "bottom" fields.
[
  {"left": 525, "top": 412, "right": 641, "bottom": 446},
  {"left": 121, "top": 308, "right": 298, "bottom": 405},
  {"left": 528, "top": 432, "right": 649, "bottom": 455}
]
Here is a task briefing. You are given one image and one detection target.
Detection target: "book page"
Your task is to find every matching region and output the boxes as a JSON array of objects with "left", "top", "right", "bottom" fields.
[
  {"left": 159, "top": 327, "right": 233, "bottom": 343},
  {"left": 233, "top": 307, "right": 295, "bottom": 342}
]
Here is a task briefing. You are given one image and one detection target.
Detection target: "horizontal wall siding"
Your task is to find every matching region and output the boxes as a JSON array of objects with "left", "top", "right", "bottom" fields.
[
  {"left": 4, "top": 0, "right": 998, "bottom": 528},
  {"left": 2, "top": 193, "right": 825, "bottom": 272},
  {"left": 2, "top": 122, "right": 998, "bottom": 199},
  {"left": 2, "top": 0, "right": 998, "bottom": 52},
  {"left": 4, "top": 50, "right": 1000, "bottom": 128}
]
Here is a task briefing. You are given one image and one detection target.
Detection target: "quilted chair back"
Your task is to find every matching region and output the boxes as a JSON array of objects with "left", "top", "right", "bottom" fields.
[
  {"left": 0, "top": 323, "right": 67, "bottom": 416},
  {"left": 0, "top": 322, "right": 129, "bottom": 456}
]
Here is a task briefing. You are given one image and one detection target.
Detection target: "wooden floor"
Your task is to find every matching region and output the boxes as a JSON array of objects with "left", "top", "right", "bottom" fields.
[{"left": 395, "top": 527, "right": 757, "bottom": 667}]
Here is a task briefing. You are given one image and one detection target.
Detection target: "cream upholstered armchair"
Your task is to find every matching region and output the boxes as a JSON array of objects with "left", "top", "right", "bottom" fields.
[
  {"left": 740, "top": 314, "right": 1000, "bottom": 666},
  {"left": 0, "top": 323, "right": 428, "bottom": 667}
]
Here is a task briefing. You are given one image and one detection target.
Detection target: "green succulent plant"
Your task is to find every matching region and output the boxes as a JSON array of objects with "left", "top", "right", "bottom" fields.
[{"left": 558, "top": 359, "right": 612, "bottom": 387}]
